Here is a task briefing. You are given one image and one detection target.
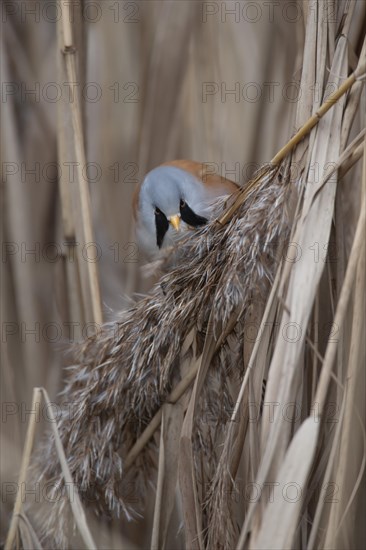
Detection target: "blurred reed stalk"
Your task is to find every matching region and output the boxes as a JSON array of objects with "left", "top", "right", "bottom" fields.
[{"left": 57, "top": 0, "right": 103, "bottom": 327}]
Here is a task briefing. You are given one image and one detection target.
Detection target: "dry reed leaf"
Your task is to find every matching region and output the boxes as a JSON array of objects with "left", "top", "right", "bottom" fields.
[
  {"left": 257, "top": 105, "right": 365, "bottom": 550},
  {"left": 314, "top": 2, "right": 329, "bottom": 115},
  {"left": 303, "top": 128, "right": 365, "bottom": 216},
  {"left": 262, "top": 35, "right": 346, "bottom": 470},
  {"left": 341, "top": 69, "right": 365, "bottom": 149},
  {"left": 320, "top": 135, "right": 366, "bottom": 550},
  {"left": 313, "top": 157, "right": 365, "bottom": 415},
  {"left": 206, "top": 269, "right": 281, "bottom": 549},
  {"left": 251, "top": 417, "right": 318, "bottom": 550},
  {"left": 239, "top": 21, "right": 365, "bottom": 550},
  {"left": 259, "top": 35, "right": 348, "bottom": 486},
  {"left": 306, "top": 385, "right": 347, "bottom": 550}
]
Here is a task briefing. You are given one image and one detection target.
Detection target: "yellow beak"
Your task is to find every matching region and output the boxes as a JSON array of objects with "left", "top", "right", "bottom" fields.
[{"left": 168, "top": 214, "right": 181, "bottom": 231}]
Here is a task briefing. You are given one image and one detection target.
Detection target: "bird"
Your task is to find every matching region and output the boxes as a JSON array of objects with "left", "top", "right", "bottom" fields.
[{"left": 133, "top": 160, "right": 239, "bottom": 259}]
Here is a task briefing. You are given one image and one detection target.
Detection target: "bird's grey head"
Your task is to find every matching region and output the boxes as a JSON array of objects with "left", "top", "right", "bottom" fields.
[
  {"left": 140, "top": 166, "right": 206, "bottom": 215},
  {"left": 137, "top": 166, "right": 209, "bottom": 254}
]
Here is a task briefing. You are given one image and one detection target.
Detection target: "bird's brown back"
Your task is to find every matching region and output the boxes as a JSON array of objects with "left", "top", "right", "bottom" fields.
[{"left": 162, "top": 160, "right": 239, "bottom": 194}]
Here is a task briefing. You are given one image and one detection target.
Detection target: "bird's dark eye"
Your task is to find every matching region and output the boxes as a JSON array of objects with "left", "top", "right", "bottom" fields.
[
  {"left": 154, "top": 207, "right": 169, "bottom": 248},
  {"left": 180, "top": 200, "right": 207, "bottom": 227}
]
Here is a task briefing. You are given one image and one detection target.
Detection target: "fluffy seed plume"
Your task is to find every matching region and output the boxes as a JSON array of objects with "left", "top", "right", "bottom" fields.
[{"left": 32, "top": 163, "right": 292, "bottom": 547}]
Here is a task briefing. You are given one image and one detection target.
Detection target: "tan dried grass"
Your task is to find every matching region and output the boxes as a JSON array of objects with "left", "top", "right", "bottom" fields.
[{"left": 2, "top": 1, "right": 366, "bottom": 549}]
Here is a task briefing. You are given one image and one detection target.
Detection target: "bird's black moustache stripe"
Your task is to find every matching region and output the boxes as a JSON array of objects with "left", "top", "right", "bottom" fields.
[
  {"left": 154, "top": 202, "right": 208, "bottom": 249},
  {"left": 180, "top": 200, "right": 207, "bottom": 227},
  {"left": 155, "top": 208, "right": 169, "bottom": 248}
]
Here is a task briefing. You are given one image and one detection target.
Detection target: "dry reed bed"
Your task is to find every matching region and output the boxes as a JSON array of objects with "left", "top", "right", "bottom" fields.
[{"left": 4, "top": 1, "right": 366, "bottom": 549}]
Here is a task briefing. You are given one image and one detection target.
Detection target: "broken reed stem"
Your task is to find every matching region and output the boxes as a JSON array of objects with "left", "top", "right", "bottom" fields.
[
  {"left": 218, "top": 63, "right": 365, "bottom": 226},
  {"left": 59, "top": 1, "right": 103, "bottom": 325},
  {"left": 41, "top": 388, "right": 96, "bottom": 549},
  {"left": 5, "top": 386, "right": 96, "bottom": 549},
  {"left": 5, "top": 388, "right": 42, "bottom": 550}
]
